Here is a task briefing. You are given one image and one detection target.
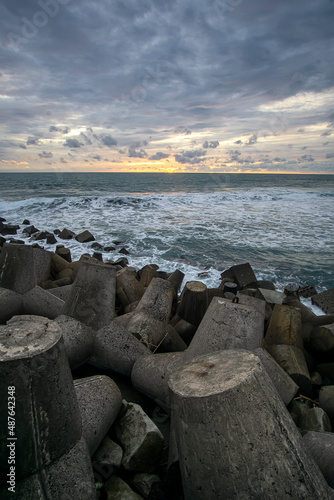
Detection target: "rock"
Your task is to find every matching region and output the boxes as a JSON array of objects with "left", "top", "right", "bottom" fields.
[
  {"left": 289, "top": 399, "right": 312, "bottom": 427},
  {"left": 220, "top": 262, "right": 257, "bottom": 288},
  {"left": 104, "top": 476, "right": 144, "bottom": 500},
  {"left": 56, "top": 246, "right": 72, "bottom": 263},
  {"left": 61, "top": 261, "right": 116, "bottom": 330},
  {"left": 299, "top": 407, "right": 332, "bottom": 433},
  {"left": 92, "top": 435, "right": 123, "bottom": 468},
  {"left": 312, "top": 288, "right": 334, "bottom": 314},
  {"left": 0, "top": 243, "right": 36, "bottom": 294},
  {"left": 167, "top": 269, "right": 185, "bottom": 295},
  {"left": 22, "top": 225, "right": 39, "bottom": 236},
  {"left": 115, "top": 257, "right": 129, "bottom": 267},
  {"left": 54, "top": 314, "right": 95, "bottom": 369},
  {"left": 22, "top": 219, "right": 30, "bottom": 225},
  {"left": 0, "top": 224, "right": 19, "bottom": 236},
  {"left": 171, "top": 315, "right": 197, "bottom": 345},
  {"left": 46, "top": 234, "right": 57, "bottom": 245},
  {"left": 255, "top": 287, "right": 286, "bottom": 305},
  {"left": 117, "top": 268, "right": 146, "bottom": 308},
  {"left": 93, "top": 251, "right": 103, "bottom": 261},
  {"left": 58, "top": 228, "right": 75, "bottom": 240},
  {"left": 140, "top": 265, "right": 158, "bottom": 287},
  {"left": 53, "top": 277, "right": 73, "bottom": 287},
  {"left": 74, "top": 375, "right": 122, "bottom": 456},
  {"left": 22, "top": 286, "right": 65, "bottom": 319},
  {"left": 89, "top": 320, "right": 151, "bottom": 377},
  {"left": 298, "top": 285, "right": 318, "bottom": 298},
  {"left": 75, "top": 230, "right": 95, "bottom": 243},
  {"left": 132, "top": 473, "right": 161, "bottom": 499},
  {"left": 114, "top": 402, "right": 164, "bottom": 472},
  {"left": 51, "top": 251, "right": 70, "bottom": 277},
  {"left": 0, "top": 236, "right": 5, "bottom": 247},
  {"left": 119, "top": 247, "right": 130, "bottom": 255},
  {"left": 91, "top": 241, "right": 103, "bottom": 249},
  {"left": 319, "top": 386, "right": 334, "bottom": 425},
  {"left": 29, "top": 230, "right": 53, "bottom": 241},
  {"left": 0, "top": 287, "right": 23, "bottom": 324},
  {"left": 47, "top": 284, "right": 72, "bottom": 301},
  {"left": 303, "top": 431, "right": 334, "bottom": 489},
  {"left": 168, "top": 350, "right": 333, "bottom": 500},
  {"left": 104, "top": 245, "right": 116, "bottom": 252}
]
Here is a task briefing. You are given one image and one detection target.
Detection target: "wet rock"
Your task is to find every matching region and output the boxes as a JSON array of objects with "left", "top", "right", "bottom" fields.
[
  {"left": 46, "top": 234, "right": 57, "bottom": 245},
  {"left": 312, "top": 288, "right": 334, "bottom": 314},
  {"left": 220, "top": 262, "right": 257, "bottom": 288},
  {"left": 104, "top": 476, "right": 144, "bottom": 500},
  {"left": 119, "top": 247, "right": 130, "bottom": 255},
  {"left": 0, "top": 224, "right": 19, "bottom": 236},
  {"left": 56, "top": 246, "right": 72, "bottom": 262},
  {"left": 75, "top": 230, "right": 95, "bottom": 243},
  {"left": 58, "top": 228, "right": 75, "bottom": 240},
  {"left": 22, "top": 225, "right": 39, "bottom": 236},
  {"left": 22, "top": 219, "right": 30, "bottom": 225}
]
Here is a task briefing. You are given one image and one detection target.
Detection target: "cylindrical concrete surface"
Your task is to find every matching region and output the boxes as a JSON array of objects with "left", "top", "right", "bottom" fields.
[
  {"left": 168, "top": 350, "right": 333, "bottom": 500},
  {"left": 0, "top": 317, "right": 82, "bottom": 484}
]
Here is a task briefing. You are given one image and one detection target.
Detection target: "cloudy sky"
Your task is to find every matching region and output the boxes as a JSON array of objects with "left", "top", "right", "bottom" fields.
[{"left": 1, "top": 0, "right": 334, "bottom": 173}]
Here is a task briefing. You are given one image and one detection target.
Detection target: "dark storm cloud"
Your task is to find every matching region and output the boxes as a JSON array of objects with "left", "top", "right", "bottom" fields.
[
  {"left": 203, "top": 141, "right": 219, "bottom": 149},
  {"left": 1, "top": 0, "right": 334, "bottom": 170},
  {"left": 128, "top": 148, "right": 147, "bottom": 158},
  {"left": 298, "top": 154, "right": 315, "bottom": 162},
  {"left": 27, "top": 136, "right": 40, "bottom": 145}
]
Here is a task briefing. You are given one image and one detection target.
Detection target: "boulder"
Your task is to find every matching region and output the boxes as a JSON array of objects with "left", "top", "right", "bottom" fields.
[
  {"left": 58, "top": 228, "right": 75, "bottom": 240},
  {"left": 114, "top": 402, "right": 164, "bottom": 472},
  {"left": 22, "top": 225, "right": 39, "bottom": 236},
  {"left": 264, "top": 304, "right": 303, "bottom": 349},
  {"left": 309, "top": 323, "right": 334, "bottom": 355},
  {"left": 75, "top": 230, "right": 95, "bottom": 243},
  {"left": 266, "top": 344, "right": 312, "bottom": 394},
  {"left": 74, "top": 375, "right": 122, "bottom": 456}
]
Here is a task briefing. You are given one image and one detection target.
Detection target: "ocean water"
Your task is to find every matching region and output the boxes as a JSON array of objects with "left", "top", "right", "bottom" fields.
[{"left": 0, "top": 172, "right": 333, "bottom": 293}]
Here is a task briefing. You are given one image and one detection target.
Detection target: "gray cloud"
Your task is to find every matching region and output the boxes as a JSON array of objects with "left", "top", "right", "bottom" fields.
[
  {"left": 149, "top": 152, "right": 169, "bottom": 160},
  {"left": 326, "top": 153, "right": 334, "bottom": 158},
  {"left": 102, "top": 135, "right": 118, "bottom": 147},
  {"left": 38, "top": 151, "right": 53, "bottom": 159},
  {"left": 27, "top": 136, "right": 40, "bottom": 145},
  {"left": 298, "top": 154, "right": 314, "bottom": 162},
  {"left": 63, "top": 138, "right": 83, "bottom": 148},
  {"left": 128, "top": 148, "right": 147, "bottom": 158},
  {"left": 203, "top": 141, "right": 219, "bottom": 149}
]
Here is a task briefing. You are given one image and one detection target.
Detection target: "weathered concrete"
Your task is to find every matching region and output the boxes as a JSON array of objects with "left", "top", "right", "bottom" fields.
[
  {"left": 0, "top": 287, "right": 23, "bottom": 323},
  {"left": 75, "top": 230, "right": 95, "bottom": 243},
  {"left": 184, "top": 297, "right": 264, "bottom": 361},
  {"left": 104, "top": 476, "right": 143, "bottom": 500},
  {"left": 0, "top": 317, "right": 82, "bottom": 483},
  {"left": 303, "top": 431, "right": 334, "bottom": 489},
  {"left": 299, "top": 407, "right": 332, "bottom": 433},
  {"left": 168, "top": 350, "right": 334, "bottom": 500},
  {"left": 33, "top": 247, "right": 52, "bottom": 285},
  {"left": 264, "top": 304, "right": 303, "bottom": 350},
  {"left": 309, "top": 323, "right": 334, "bottom": 354},
  {"left": 253, "top": 347, "right": 298, "bottom": 405},
  {"left": 92, "top": 435, "right": 123, "bottom": 468},
  {"left": 0, "top": 436, "right": 97, "bottom": 500},
  {"left": 0, "top": 243, "right": 36, "bottom": 293},
  {"left": 89, "top": 320, "right": 151, "bottom": 376},
  {"left": 319, "top": 386, "right": 334, "bottom": 425},
  {"left": 135, "top": 277, "right": 174, "bottom": 322},
  {"left": 256, "top": 287, "right": 286, "bottom": 305},
  {"left": 74, "top": 375, "right": 122, "bottom": 456},
  {"left": 132, "top": 473, "right": 161, "bottom": 499},
  {"left": 62, "top": 261, "right": 116, "bottom": 330},
  {"left": 266, "top": 343, "right": 312, "bottom": 394},
  {"left": 47, "top": 284, "right": 72, "bottom": 301},
  {"left": 54, "top": 314, "right": 95, "bottom": 369},
  {"left": 22, "top": 286, "right": 65, "bottom": 319},
  {"left": 131, "top": 352, "right": 185, "bottom": 407},
  {"left": 114, "top": 401, "right": 164, "bottom": 472},
  {"left": 116, "top": 267, "right": 145, "bottom": 308},
  {"left": 177, "top": 281, "right": 208, "bottom": 327},
  {"left": 316, "top": 363, "right": 334, "bottom": 385},
  {"left": 51, "top": 251, "right": 70, "bottom": 277},
  {"left": 220, "top": 262, "right": 257, "bottom": 288},
  {"left": 312, "top": 288, "right": 334, "bottom": 314}
]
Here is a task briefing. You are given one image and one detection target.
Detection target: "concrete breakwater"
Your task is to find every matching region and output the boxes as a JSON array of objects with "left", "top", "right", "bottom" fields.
[{"left": 0, "top": 220, "right": 334, "bottom": 499}]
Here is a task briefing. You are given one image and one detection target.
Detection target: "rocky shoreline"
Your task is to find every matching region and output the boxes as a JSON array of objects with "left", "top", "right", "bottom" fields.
[{"left": 1, "top": 217, "right": 334, "bottom": 499}]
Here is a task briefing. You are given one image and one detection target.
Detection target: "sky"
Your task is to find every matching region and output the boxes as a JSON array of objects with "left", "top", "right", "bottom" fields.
[{"left": 0, "top": 0, "right": 334, "bottom": 174}]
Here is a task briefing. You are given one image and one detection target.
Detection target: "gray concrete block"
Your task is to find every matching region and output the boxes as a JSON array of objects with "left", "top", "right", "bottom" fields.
[
  {"left": 74, "top": 375, "right": 122, "bottom": 455},
  {"left": 0, "top": 317, "right": 82, "bottom": 483},
  {"left": 134, "top": 277, "right": 174, "bottom": 323},
  {"left": 0, "top": 287, "right": 23, "bottom": 323},
  {"left": 22, "top": 286, "right": 65, "bottom": 319},
  {"left": 256, "top": 287, "right": 286, "bottom": 305},
  {"left": 184, "top": 297, "right": 264, "bottom": 361},
  {"left": 132, "top": 473, "right": 161, "bottom": 498},
  {"left": 299, "top": 407, "right": 332, "bottom": 433},
  {"left": 33, "top": 247, "right": 52, "bottom": 285},
  {"left": 47, "top": 284, "right": 72, "bottom": 302},
  {"left": 62, "top": 261, "right": 116, "bottom": 330},
  {"left": 0, "top": 436, "right": 97, "bottom": 500},
  {"left": 303, "top": 431, "right": 334, "bottom": 489},
  {"left": 319, "top": 386, "right": 334, "bottom": 425},
  {"left": 114, "top": 401, "right": 164, "bottom": 472},
  {"left": 309, "top": 323, "right": 334, "bottom": 354},
  {"left": 220, "top": 262, "right": 257, "bottom": 288},
  {"left": 168, "top": 350, "right": 334, "bottom": 500},
  {"left": 104, "top": 476, "right": 143, "bottom": 500},
  {"left": 254, "top": 347, "right": 298, "bottom": 405},
  {"left": 89, "top": 320, "right": 151, "bottom": 376},
  {"left": 0, "top": 243, "right": 36, "bottom": 293},
  {"left": 92, "top": 435, "right": 123, "bottom": 468},
  {"left": 54, "top": 315, "right": 95, "bottom": 369},
  {"left": 312, "top": 288, "right": 334, "bottom": 314}
]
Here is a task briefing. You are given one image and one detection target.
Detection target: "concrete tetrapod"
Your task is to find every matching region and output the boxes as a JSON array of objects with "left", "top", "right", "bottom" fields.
[
  {"left": 0, "top": 243, "right": 36, "bottom": 294},
  {"left": 62, "top": 260, "right": 116, "bottom": 330},
  {"left": 0, "top": 316, "right": 96, "bottom": 499},
  {"left": 168, "top": 350, "right": 334, "bottom": 500}
]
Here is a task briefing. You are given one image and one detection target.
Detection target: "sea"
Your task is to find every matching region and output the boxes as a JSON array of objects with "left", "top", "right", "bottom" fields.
[{"left": 0, "top": 172, "right": 333, "bottom": 299}]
